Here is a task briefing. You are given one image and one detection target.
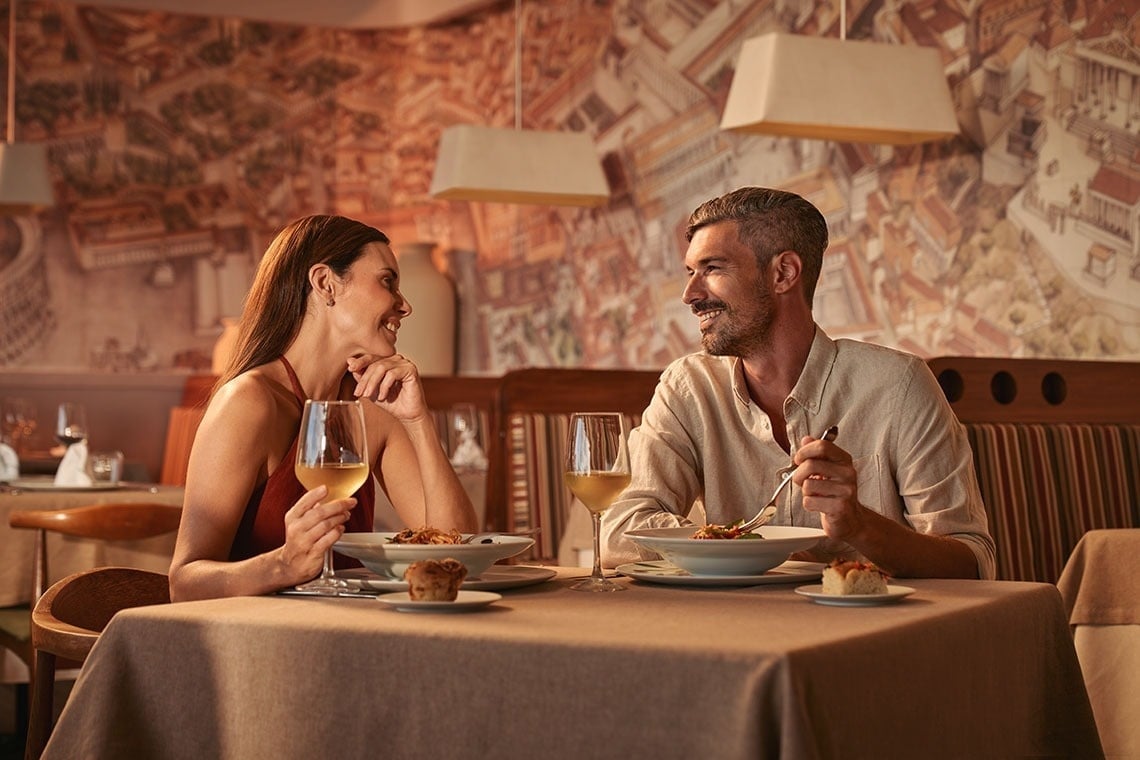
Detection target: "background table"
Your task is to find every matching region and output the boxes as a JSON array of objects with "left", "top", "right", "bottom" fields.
[
  {"left": 45, "top": 571, "right": 1100, "bottom": 759},
  {"left": 0, "top": 483, "right": 183, "bottom": 607},
  {"left": 1058, "top": 528, "right": 1140, "bottom": 758}
]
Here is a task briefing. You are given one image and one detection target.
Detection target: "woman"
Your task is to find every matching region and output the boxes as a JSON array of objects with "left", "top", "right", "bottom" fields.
[{"left": 169, "top": 215, "right": 477, "bottom": 600}]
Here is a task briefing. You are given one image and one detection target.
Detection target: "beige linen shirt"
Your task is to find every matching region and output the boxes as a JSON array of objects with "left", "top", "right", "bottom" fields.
[{"left": 601, "top": 328, "right": 996, "bottom": 579}]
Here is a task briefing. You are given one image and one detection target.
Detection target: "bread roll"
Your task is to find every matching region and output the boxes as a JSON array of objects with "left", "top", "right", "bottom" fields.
[{"left": 404, "top": 558, "right": 468, "bottom": 601}]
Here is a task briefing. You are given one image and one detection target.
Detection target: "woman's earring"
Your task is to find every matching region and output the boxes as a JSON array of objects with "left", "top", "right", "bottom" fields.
[{"left": 326, "top": 297, "right": 335, "bottom": 307}]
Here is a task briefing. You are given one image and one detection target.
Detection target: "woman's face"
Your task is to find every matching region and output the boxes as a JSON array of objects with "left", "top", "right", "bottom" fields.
[{"left": 330, "top": 241, "right": 411, "bottom": 358}]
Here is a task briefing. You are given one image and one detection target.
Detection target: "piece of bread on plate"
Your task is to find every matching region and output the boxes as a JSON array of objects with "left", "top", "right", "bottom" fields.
[
  {"left": 404, "top": 558, "right": 468, "bottom": 601},
  {"left": 821, "top": 560, "right": 889, "bottom": 595}
]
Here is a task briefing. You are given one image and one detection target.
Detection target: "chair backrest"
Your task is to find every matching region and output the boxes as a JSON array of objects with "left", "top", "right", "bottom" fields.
[
  {"left": 31, "top": 567, "right": 171, "bottom": 662},
  {"left": 9, "top": 502, "right": 183, "bottom": 603},
  {"left": 489, "top": 368, "right": 662, "bottom": 559},
  {"left": 160, "top": 406, "right": 206, "bottom": 486},
  {"left": 27, "top": 567, "right": 170, "bottom": 759}
]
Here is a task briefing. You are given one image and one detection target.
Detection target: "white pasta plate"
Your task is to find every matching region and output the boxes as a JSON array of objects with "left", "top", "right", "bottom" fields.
[
  {"left": 624, "top": 525, "right": 826, "bottom": 576},
  {"left": 794, "top": 584, "right": 916, "bottom": 606},
  {"left": 333, "top": 532, "right": 534, "bottom": 579},
  {"left": 616, "top": 559, "right": 824, "bottom": 587}
]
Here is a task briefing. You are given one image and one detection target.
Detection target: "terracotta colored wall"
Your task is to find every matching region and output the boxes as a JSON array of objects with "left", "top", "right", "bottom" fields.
[{"left": 2, "top": 0, "right": 1138, "bottom": 380}]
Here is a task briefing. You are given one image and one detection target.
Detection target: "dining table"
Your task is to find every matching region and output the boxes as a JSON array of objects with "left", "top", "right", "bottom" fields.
[
  {"left": 43, "top": 568, "right": 1101, "bottom": 759},
  {"left": 1057, "top": 528, "right": 1140, "bottom": 758},
  {"left": 0, "top": 479, "right": 184, "bottom": 607}
]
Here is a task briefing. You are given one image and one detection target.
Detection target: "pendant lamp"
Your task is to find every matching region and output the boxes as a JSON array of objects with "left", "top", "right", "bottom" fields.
[
  {"left": 429, "top": 0, "right": 608, "bottom": 207},
  {"left": 0, "top": 0, "right": 53, "bottom": 215},
  {"left": 720, "top": 4, "right": 958, "bottom": 145}
]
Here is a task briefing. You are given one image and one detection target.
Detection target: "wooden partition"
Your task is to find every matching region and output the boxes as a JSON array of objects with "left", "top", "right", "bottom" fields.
[
  {"left": 926, "top": 356, "right": 1140, "bottom": 424},
  {"left": 926, "top": 356, "right": 1140, "bottom": 582}
]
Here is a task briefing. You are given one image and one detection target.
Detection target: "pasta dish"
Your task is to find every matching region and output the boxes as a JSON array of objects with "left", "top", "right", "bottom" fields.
[
  {"left": 388, "top": 526, "right": 464, "bottom": 545},
  {"left": 691, "top": 522, "right": 764, "bottom": 540}
]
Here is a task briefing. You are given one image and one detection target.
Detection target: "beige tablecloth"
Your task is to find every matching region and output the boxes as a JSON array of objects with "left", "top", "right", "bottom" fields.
[
  {"left": 44, "top": 571, "right": 1101, "bottom": 760},
  {"left": 1058, "top": 528, "right": 1140, "bottom": 626},
  {"left": 1057, "top": 528, "right": 1140, "bottom": 758},
  {"left": 0, "top": 483, "right": 184, "bottom": 607}
]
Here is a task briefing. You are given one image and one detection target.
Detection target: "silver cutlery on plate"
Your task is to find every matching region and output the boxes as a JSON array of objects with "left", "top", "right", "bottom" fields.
[{"left": 736, "top": 425, "right": 838, "bottom": 534}]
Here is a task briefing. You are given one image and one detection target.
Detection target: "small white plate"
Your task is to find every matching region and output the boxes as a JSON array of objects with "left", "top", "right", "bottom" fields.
[
  {"left": 339, "top": 565, "right": 556, "bottom": 593},
  {"left": 377, "top": 590, "right": 502, "bottom": 613},
  {"left": 794, "top": 584, "right": 916, "bottom": 606},
  {"left": 616, "top": 560, "right": 824, "bottom": 587},
  {"left": 5, "top": 478, "right": 122, "bottom": 492}
]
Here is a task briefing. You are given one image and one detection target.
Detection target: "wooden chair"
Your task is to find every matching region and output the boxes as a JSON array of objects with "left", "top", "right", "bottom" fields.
[
  {"left": 159, "top": 406, "right": 206, "bottom": 486},
  {"left": 420, "top": 375, "right": 503, "bottom": 530},
  {"left": 158, "top": 374, "right": 215, "bottom": 486},
  {"left": 26, "top": 567, "right": 171, "bottom": 760},
  {"left": 488, "top": 368, "right": 661, "bottom": 560},
  {"left": 0, "top": 502, "right": 182, "bottom": 746}
]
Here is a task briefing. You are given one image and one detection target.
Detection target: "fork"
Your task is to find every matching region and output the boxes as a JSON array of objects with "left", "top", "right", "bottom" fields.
[
  {"left": 460, "top": 527, "right": 541, "bottom": 544},
  {"left": 736, "top": 425, "right": 839, "bottom": 533}
]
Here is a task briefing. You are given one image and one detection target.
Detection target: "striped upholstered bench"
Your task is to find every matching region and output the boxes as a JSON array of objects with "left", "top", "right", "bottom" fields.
[{"left": 929, "top": 357, "right": 1140, "bottom": 583}]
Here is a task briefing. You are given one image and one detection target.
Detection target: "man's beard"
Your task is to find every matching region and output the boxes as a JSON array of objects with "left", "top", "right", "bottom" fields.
[{"left": 697, "top": 290, "right": 776, "bottom": 356}]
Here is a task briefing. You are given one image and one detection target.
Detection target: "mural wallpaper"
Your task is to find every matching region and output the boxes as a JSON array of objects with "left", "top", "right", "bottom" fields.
[{"left": 1, "top": 0, "right": 1139, "bottom": 374}]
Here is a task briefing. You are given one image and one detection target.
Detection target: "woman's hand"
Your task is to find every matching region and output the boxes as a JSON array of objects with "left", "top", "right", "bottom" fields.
[
  {"left": 278, "top": 486, "right": 356, "bottom": 584},
  {"left": 347, "top": 353, "right": 429, "bottom": 422}
]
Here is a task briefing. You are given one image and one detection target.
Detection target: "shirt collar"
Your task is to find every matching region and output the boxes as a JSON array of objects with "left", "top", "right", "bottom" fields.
[
  {"left": 726, "top": 326, "right": 837, "bottom": 409},
  {"left": 787, "top": 326, "right": 837, "bottom": 415},
  {"left": 729, "top": 357, "right": 750, "bottom": 406}
]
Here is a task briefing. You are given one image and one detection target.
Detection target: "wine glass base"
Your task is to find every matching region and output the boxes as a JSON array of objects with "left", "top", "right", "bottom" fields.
[
  {"left": 295, "top": 577, "right": 349, "bottom": 596},
  {"left": 569, "top": 576, "right": 626, "bottom": 592}
]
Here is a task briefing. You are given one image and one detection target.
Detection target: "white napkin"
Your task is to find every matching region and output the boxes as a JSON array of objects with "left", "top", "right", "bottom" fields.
[
  {"left": 449, "top": 433, "right": 488, "bottom": 471},
  {"left": 0, "top": 442, "right": 18, "bottom": 480},
  {"left": 54, "top": 441, "right": 93, "bottom": 486}
]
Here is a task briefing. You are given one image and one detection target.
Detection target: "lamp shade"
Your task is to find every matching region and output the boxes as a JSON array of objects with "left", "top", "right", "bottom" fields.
[
  {"left": 430, "top": 125, "right": 609, "bottom": 206},
  {"left": 0, "top": 142, "right": 54, "bottom": 214},
  {"left": 720, "top": 32, "right": 959, "bottom": 145}
]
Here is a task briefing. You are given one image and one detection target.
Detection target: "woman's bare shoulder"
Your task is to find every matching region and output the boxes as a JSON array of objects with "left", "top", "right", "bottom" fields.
[{"left": 206, "top": 367, "right": 296, "bottom": 430}]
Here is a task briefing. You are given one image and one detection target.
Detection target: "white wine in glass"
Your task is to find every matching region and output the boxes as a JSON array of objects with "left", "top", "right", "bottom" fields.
[
  {"left": 294, "top": 399, "right": 369, "bottom": 595},
  {"left": 563, "top": 412, "right": 631, "bottom": 592}
]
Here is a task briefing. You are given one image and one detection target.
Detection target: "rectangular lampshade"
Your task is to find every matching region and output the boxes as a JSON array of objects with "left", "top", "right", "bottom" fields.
[
  {"left": 0, "top": 142, "right": 54, "bottom": 213},
  {"left": 720, "top": 32, "right": 959, "bottom": 145},
  {"left": 430, "top": 125, "right": 609, "bottom": 206}
]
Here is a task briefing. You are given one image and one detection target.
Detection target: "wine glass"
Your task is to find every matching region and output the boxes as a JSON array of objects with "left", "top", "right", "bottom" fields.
[
  {"left": 55, "top": 403, "right": 88, "bottom": 448},
  {"left": 2, "top": 397, "right": 36, "bottom": 452},
  {"left": 448, "top": 403, "right": 487, "bottom": 471},
  {"left": 294, "top": 399, "right": 369, "bottom": 595},
  {"left": 563, "top": 412, "right": 631, "bottom": 592}
]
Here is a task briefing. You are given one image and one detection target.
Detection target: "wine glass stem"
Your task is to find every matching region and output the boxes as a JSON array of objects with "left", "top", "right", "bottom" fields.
[
  {"left": 321, "top": 548, "right": 336, "bottom": 580},
  {"left": 590, "top": 512, "right": 604, "bottom": 581}
]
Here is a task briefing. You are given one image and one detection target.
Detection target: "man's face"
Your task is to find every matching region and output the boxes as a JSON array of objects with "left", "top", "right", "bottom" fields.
[{"left": 681, "top": 222, "right": 775, "bottom": 356}]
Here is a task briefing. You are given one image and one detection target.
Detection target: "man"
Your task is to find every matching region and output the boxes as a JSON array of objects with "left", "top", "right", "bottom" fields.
[{"left": 601, "top": 187, "right": 995, "bottom": 579}]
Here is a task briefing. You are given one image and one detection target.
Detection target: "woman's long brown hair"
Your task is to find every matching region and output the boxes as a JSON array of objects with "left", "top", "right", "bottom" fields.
[{"left": 213, "top": 215, "right": 389, "bottom": 396}]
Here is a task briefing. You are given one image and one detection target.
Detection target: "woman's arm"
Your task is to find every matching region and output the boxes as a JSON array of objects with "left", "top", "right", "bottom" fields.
[
  {"left": 168, "top": 375, "right": 356, "bottom": 600},
  {"left": 349, "top": 354, "right": 478, "bottom": 533}
]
